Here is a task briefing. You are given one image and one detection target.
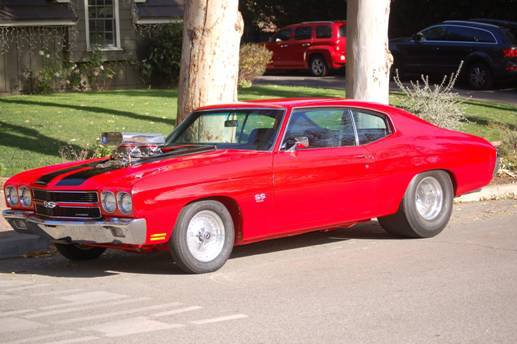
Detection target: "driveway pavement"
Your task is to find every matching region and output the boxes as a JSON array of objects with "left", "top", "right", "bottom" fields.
[
  {"left": 1, "top": 199, "right": 516, "bottom": 344},
  {"left": 255, "top": 75, "right": 517, "bottom": 105}
]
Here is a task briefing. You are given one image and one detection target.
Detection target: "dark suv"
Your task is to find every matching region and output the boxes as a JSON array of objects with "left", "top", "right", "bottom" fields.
[{"left": 390, "top": 20, "right": 517, "bottom": 89}]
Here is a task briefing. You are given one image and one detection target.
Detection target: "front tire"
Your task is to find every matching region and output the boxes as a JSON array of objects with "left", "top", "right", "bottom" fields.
[
  {"left": 379, "top": 171, "right": 453, "bottom": 238},
  {"left": 170, "top": 200, "right": 235, "bottom": 274},
  {"left": 309, "top": 55, "right": 329, "bottom": 77},
  {"left": 55, "top": 243, "right": 106, "bottom": 261}
]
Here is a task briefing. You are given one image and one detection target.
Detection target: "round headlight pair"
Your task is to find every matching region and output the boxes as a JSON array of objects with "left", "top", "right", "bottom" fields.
[
  {"left": 101, "top": 191, "right": 132, "bottom": 214},
  {"left": 5, "top": 186, "right": 31, "bottom": 207}
]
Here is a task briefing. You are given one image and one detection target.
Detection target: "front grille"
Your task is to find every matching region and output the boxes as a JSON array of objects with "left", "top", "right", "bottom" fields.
[
  {"left": 35, "top": 205, "right": 101, "bottom": 219},
  {"left": 33, "top": 190, "right": 98, "bottom": 203},
  {"left": 33, "top": 190, "right": 101, "bottom": 219}
]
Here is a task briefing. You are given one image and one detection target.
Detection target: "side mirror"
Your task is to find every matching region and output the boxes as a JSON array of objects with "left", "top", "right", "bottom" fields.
[
  {"left": 413, "top": 32, "right": 424, "bottom": 42},
  {"left": 287, "top": 136, "right": 309, "bottom": 152}
]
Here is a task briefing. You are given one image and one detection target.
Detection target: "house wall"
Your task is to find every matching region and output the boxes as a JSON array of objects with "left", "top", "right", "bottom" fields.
[
  {"left": 69, "top": 0, "right": 143, "bottom": 89},
  {"left": 0, "top": 29, "right": 66, "bottom": 94},
  {"left": 0, "top": 0, "right": 143, "bottom": 94}
]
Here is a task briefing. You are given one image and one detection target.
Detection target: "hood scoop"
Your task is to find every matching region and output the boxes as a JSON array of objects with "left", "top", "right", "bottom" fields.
[{"left": 100, "top": 132, "right": 166, "bottom": 166}]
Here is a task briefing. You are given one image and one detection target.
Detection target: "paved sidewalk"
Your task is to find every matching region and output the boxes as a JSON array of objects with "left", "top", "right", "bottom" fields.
[{"left": 255, "top": 75, "right": 517, "bottom": 105}]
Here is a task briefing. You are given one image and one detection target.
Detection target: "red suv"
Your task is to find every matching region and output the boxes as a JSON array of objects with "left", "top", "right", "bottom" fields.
[{"left": 266, "top": 21, "right": 347, "bottom": 76}]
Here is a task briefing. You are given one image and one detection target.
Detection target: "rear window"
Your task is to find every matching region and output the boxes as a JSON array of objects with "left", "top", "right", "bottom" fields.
[
  {"left": 339, "top": 25, "right": 346, "bottom": 37},
  {"left": 316, "top": 25, "right": 332, "bottom": 39},
  {"left": 446, "top": 26, "right": 495, "bottom": 43},
  {"left": 502, "top": 27, "right": 517, "bottom": 45},
  {"left": 295, "top": 26, "right": 312, "bottom": 40}
]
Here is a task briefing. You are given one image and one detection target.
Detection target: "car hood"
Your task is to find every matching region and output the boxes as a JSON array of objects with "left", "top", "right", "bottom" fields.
[{"left": 7, "top": 147, "right": 265, "bottom": 191}]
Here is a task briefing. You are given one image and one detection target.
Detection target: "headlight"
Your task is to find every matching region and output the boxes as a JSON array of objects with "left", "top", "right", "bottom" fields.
[
  {"left": 101, "top": 191, "right": 116, "bottom": 213},
  {"left": 6, "top": 186, "right": 19, "bottom": 206},
  {"left": 18, "top": 186, "right": 32, "bottom": 207},
  {"left": 117, "top": 192, "right": 132, "bottom": 214}
]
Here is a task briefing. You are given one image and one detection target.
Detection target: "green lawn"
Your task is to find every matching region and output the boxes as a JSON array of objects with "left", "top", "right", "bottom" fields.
[{"left": 0, "top": 85, "right": 516, "bottom": 177}]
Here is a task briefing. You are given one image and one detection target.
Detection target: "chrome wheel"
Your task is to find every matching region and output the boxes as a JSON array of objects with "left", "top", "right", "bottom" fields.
[
  {"left": 311, "top": 58, "right": 326, "bottom": 76},
  {"left": 186, "top": 210, "right": 226, "bottom": 262},
  {"left": 415, "top": 176, "right": 444, "bottom": 221}
]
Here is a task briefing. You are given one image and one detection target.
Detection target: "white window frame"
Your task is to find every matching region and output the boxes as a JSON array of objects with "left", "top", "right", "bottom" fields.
[{"left": 84, "top": 0, "right": 122, "bottom": 51}]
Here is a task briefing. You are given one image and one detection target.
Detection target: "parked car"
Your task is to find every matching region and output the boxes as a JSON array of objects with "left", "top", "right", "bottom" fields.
[
  {"left": 390, "top": 19, "right": 517, "bottom": 89},
  {"left": 266, "top": 21, "right": 347, "bottom": 76},
  {"left": 3, "top": 98, "right": 497, "bottom": 274}
]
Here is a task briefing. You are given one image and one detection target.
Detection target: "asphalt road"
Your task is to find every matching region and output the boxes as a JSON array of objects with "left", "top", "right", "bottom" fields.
[
  {"left": 0, "top": 200, "right": 516, "bottom": 344},
  {"left": 255, "top": 75, "right": 517, "bottom": 105}
]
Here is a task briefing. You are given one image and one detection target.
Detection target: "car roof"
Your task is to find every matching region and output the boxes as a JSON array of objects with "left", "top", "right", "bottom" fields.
[
  {"left": 470, "top": 18, "right": 517, "bottom": 29},
  {"left": 196, "top": 98, "right": 393, "bottom": 112},
  {"left": 441, "top": 20, "right": 500, "bottom": 30}
]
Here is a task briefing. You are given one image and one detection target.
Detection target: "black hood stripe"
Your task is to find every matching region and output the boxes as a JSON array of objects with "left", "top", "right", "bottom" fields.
[
  {"left": 35, "top": 161, "right": 105, "bottom": 185},
  {"left": 55, "top": 146, "right": 216, "bottom": 186}
]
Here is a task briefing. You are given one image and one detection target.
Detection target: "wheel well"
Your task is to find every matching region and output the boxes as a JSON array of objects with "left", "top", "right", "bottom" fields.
[
  {"left": 465, "top": 56, "right": 492, "bottom": 71},
  {"left": 308, "top": 52, "right": 328, "bottom": 65},
  {"left": 187, "top": 196, "right": 243, "bottom": 242},
  {"left": 424, "top": 169, "right": 458, "bottom": 196}
]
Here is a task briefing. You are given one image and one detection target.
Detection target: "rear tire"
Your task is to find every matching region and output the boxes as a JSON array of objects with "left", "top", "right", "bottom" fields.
[
  {"left": 170, "top": 200, "right": 235, "bottom": 274},
  {"left": 55, "top": 243, "right": 106, "bottom": 261},
  {"left": 309, "top": 55, "right": 329, "bottom": 77},
  {"left": 466, "top": 63, "right": 494, "bottom": 90},
  {"left": 378, "top": 171, "right": 453, "bottom": 238}
]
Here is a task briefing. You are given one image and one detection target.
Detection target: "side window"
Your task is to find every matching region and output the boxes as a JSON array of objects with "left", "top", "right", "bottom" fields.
[
  {"left": 273, "top": 29, "right": 292, "bottom": 42},
  {"left": 446, "top": 26, "right": 475, "bottom": 42},
  {"left": 283, "top": 108, "right": 356, "bottom": 149},
  {"left": 294, "top": 26, "right": 312, "bottom": 40},
  {"left": 316, "top": 25, "right": 332, "bottom": 39},
  {"left": 352, "top": 109, "right": 390, "bottom": 144},
  {"left": 420, "top": 26, "right": 447, "bottom": 41}
]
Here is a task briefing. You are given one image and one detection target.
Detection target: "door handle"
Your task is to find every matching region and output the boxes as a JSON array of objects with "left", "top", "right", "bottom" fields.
[
  {"left": 280, "top": 44, "right": 288, "bottom": 48},
  {"left": 301, "top": 43, "right": 311, "bottom": 47},
  {"left": 352, "top": 154, "right": 373, "bottom": 160}
]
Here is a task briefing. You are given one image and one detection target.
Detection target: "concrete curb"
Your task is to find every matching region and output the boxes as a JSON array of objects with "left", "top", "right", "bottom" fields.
[
  {"left": 455, "top": 183, "right": 517, "bottom": 203},
  {"left": 0, "top": 183, "right": 515, "bottom": 260},
  {"left": 0, "top": 231, "right": 50, "bottom": 259}
]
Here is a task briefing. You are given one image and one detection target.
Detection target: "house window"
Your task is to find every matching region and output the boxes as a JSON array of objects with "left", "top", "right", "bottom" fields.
[{"left": 85, "top": 0, "right": 121, "bottom": 50}]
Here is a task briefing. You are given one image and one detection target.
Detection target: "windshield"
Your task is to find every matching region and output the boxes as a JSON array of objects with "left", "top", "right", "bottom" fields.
[{"left": 166, "top": 109, "right": 285, "bottom": 151}]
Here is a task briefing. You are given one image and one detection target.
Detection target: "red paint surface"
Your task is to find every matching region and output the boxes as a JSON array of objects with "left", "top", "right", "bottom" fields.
[{"left": 4, "top": 98, "right": 497, "bottom": 251}]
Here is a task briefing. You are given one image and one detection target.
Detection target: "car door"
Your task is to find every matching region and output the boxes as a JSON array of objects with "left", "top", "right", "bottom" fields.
[
  {"left": 267, "top": 28, "right": 294, "bottom": 68},
  {"left": 271, "top": 107, "right": 376, "bottom": 235},
  {"left": 404, "top": 25, "right": 448, "bottom": 74},
  {"left": 441, "top": 26, "right": 496, "bottom": 73},
  {"left": 291, "top": 25, "right": 314, "bottom": 68}
]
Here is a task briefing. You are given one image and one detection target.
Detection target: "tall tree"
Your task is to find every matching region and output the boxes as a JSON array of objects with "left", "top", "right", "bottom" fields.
[
  {"left": 177, "top": 0, "right": 244, "bottom": 123},
  {"left": 346, "top": 0, "right": 392, "bottom": 104}
]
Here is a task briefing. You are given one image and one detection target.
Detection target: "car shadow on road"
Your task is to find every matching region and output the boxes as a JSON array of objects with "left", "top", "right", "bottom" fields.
[{"left": 0, "top": 221, "right": 400, "bottom": 278}]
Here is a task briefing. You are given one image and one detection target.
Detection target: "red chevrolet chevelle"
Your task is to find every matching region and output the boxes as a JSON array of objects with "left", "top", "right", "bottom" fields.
[{"left": 3, "top": 98, "right": 497, "bottom": 273}]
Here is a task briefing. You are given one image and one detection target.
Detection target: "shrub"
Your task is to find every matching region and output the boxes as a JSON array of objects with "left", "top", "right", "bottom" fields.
[
  {"left": 393, "top": 62, "right": 467, "bottom": 130},
  {"left": 498, "top": 130, "right": 517, "bottom": 172},
  {"left": 22, "top": 50, "right": 68, "bottom": 94},
  {"left": 59, "top": 143, "right": 112, "bottom": 162},
  {"left": 239, "top": 43, "right": 272, "bottom": 88},
  {"left": 137, "top": 23, "right": 183, "bottom": 87}
]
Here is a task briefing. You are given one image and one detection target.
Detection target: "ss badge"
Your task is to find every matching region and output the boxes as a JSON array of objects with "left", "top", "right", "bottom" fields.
[{"left": 254, "top": 193, "right": 266, "bottom": 203}]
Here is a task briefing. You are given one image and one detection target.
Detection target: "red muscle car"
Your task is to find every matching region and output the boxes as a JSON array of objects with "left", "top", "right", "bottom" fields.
[{"left": 3, "top": 98, "right": 497, "bottom": 273}]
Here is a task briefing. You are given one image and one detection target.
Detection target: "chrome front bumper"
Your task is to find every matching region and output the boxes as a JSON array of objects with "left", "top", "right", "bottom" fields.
[{"left": 2, "top": 210, "right": 147, "bottom": 245}]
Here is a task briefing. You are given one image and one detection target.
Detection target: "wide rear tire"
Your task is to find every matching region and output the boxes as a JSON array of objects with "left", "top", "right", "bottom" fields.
[
  {"left": 170, "top": 200, "right": 235, "bottom": 274},
  {"left": 55, "top": 243, "right": 106, "bottom": 261},
  {"left": 378, "top": 171, "right": 453, "bottom": 238}
]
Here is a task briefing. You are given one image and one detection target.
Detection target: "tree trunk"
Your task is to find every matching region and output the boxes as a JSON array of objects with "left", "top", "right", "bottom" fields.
[
  {"left": 177, "top": 0, "right": 244, "bottom": 123},
  {"left": 345, "top": 0, "right": 392, "bottom": 104}
]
